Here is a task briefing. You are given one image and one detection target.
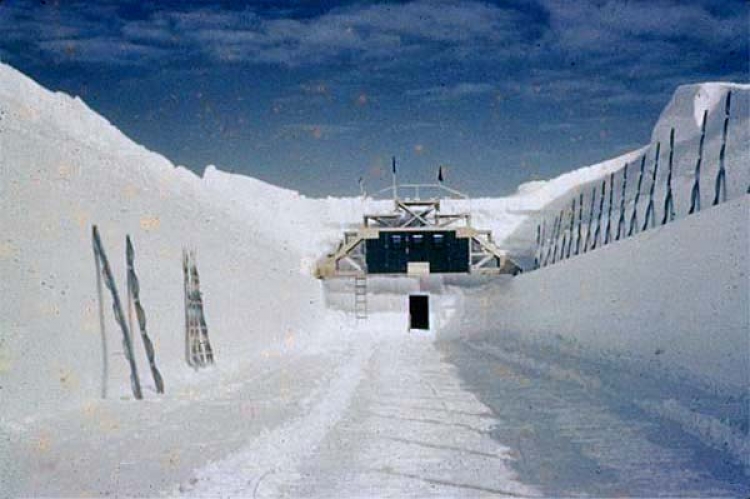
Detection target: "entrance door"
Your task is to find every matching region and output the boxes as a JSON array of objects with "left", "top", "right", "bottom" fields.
[{"left": 409, "top": 295, "right": 429, "bottom": 330}]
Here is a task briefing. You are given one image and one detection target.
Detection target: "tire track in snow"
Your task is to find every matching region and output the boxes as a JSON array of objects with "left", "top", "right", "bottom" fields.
[
  {"left": 277, "top": 331, "right": 538, "bottom": 498},
  {"left": 174, "top": 331, "right": 375, "bottom": 497},
  {"left": 442, "top": 338, "right": 748, "bottom": 496}
]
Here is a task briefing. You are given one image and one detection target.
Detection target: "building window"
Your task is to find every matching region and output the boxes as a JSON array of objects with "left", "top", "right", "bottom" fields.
[
  {"left": 433, "top": 234, "right": 444, "bottom": 247},
  {"left": 392, "top": 234, "right": 402, "bottom": 248},
  {"left": 413, "top": 234, "right": 424, "bottom": 246}
]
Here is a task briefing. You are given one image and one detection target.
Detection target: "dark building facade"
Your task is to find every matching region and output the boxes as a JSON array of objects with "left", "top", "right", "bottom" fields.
[{"left": 365, "top": 230, "right": 469, "bottom": 274}]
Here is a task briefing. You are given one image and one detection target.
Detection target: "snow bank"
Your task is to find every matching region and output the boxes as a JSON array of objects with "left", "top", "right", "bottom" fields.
[
  {"left": 0, "top": 62, "right": 343, "bottom": 424},
  {"left": 443, "top": 196, "right": 749, "bottom": 464},
  {"left": 445, "top": 196, "right": 748, "bottom": 393},
  {"left": 199, "top": 165, "right": 390, "bottom": 266}
]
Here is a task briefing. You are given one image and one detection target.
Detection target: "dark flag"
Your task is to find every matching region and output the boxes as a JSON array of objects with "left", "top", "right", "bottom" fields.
[
  {"left": 438, "top": 165, "right": 444, "bottom": 183},
  {"left": 392, "top": 156, "right": 396, "bottom": 174}
]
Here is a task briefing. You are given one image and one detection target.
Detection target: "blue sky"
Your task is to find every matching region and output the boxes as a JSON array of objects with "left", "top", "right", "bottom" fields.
[{"left": 0, "top": 0, "right": 747, "bottom": 196}]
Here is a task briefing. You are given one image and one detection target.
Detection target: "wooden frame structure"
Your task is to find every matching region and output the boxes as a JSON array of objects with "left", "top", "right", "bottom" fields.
[{"left": 316, "top": 184, "right": 520, "bottom": 278}]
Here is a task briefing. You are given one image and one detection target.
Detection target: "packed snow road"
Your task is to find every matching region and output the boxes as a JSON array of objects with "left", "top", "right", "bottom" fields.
[
  {"left": 182, "top": 326, "right": 746, "bottom": 498},
  {"left": 3, "top": 323, "right": 746, "bottom": 497},
  {"left": 440, "top": 337, "right": 747, "bottom": 497},
  {"left": 175, "top": 324, "right": 533, "bottom": 498}
]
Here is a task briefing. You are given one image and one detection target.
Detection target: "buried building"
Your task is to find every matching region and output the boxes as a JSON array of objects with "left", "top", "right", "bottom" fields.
[{"left": 316, "top": 183, "right": 520, "bottom": 329}]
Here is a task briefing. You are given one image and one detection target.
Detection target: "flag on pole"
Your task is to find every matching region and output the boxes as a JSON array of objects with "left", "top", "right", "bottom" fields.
[
  {"left": 438, "top": 165, "right": 444, "bottom": 183},
  {"left": 392, "top": 156, "right": 396, "bottom": 174}
]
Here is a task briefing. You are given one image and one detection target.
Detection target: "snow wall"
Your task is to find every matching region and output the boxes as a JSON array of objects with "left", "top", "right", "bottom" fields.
[
  {"left": 444, "top": 195, "right": 749, "bottom": 396},
  {"left": 0, "top": 62, "right": 349, "bottom": 424}
]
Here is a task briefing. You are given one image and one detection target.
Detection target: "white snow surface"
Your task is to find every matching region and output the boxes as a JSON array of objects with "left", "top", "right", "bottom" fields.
[
  {"left": 444, "top": 195, "right": 749, "bottom": 469},
  {"left": 1, "top": 60, "right": 748, "bottom": 497}
]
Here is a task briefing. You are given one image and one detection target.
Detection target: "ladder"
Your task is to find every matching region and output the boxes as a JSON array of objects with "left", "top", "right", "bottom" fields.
[
  {"left": 354, "top": 275, "right": 368, "bottom": 321},
  {"left": 183, "top": 249, "right": 214, "bottom": 368}
]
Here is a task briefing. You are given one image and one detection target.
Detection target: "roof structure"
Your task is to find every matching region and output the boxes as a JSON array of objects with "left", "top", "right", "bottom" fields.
[{"left": 316, "top": 183, "right": 520, "bottom": 278}]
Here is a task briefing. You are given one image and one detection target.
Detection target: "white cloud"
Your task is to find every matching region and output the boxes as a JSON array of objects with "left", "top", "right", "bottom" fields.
[
  {"left": 0, "top": 0, "right": 536, "bottom": 66},
  {"left": 38, "top": 37, "right": 169, "bottom": 64},
  {"left": 0, "top": 0, "right": 744, "bottom": 101},
  {"left": 407, "top": 82, "right": 496, "bottom": 101}
]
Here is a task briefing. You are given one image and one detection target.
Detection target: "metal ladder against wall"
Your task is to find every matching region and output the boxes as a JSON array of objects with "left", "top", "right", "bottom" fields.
[{"left": 354, "top": 275, "right": 368, "bottom": 321}]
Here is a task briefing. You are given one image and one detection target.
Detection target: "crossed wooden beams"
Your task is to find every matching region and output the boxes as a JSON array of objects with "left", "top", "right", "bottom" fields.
[{"left": 364, "top": 200, "right": 470, "bottom": 229}]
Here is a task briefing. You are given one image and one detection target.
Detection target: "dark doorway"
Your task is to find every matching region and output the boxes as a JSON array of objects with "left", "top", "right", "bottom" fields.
[{"left": 409, "top": 295, "right": 429, "bottom": 330}]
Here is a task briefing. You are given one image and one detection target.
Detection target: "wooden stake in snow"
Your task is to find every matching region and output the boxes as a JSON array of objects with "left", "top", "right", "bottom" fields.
[
  {"left": 126, "top": 236, "right": 164, "bottom": 393},
  {"left": 183, "top": 249, "right": 214, "bottom": 368},
  {"left": 713, "top": 91, "right": 731, "bottom": 206},
  {"left": 560, "top": 207, "right": 569, "bottom": 261},
  {"left": 92, "top": 225, "right": 142, "bottom": 400},
  {"left": 689, "top": 110, "right": 708, "bottom": 214},
  {"left": 583, "top": 186, "right": 596, "bottom": 253},
  {"left": 604, "top": 172, "right": 614, "bottom": 245},
  {"left": 547, "top": 217, "right": 556, "bottom": 266},
  {"left": 575, "top": 192, "right": 583, "bottom": 256},
  {"left": 573, "top": 192, "right": 583, "bottom": 255},
  {"left": 552, "top": 215, "right": 562, "bottom": 264},
  {"left": 560, "top": 209, "right": 568, "bottom": 262},
  {"left": 662, "top": 129, "right": 676, "bottom": 225},
  {"left": 642, "top": 142, "right": 661, "bottom": 231},
  {"left": 534, "top": 223, "right": 541, "bottom": 270},
  {"left": 539, "top": 219, "right": 547, "bottom": 267},
  {"left": 629, "top": 155, "right": 646, "bottom": 237},
  {"left": 616, "top": 163, "right": 628, "bottom": 240},
  {"left": 543, "top": 218, "right": 552, "bottom": 267},
  {"left": 592, "top": 180, "right": 605, "bottom": 250},
  {"left": 565, "top": 197, "right": 575, "bottom": 259}
]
